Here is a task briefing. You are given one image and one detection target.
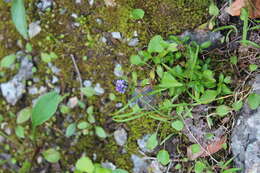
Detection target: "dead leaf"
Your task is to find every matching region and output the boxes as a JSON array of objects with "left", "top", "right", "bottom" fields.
[
  {"left": 187, "top": 136, "right": 227, "bottom": 160},
  {"left": 226, "top": 0, "right": 260, "bottom": 18},
  {"left": 104, "top": 0, "right": 116, "bottom": 7}
]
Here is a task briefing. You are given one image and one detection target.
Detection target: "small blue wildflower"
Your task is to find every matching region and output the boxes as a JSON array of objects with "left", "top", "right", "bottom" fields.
[{"left": 115, "top": 79, "right": 128, "bottom": 93}]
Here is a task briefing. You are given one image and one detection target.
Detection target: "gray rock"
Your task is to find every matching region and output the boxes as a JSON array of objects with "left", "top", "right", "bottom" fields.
[
  {"left": 94, "top": 83, "right": 104, "bottom": 95},
  {"left": 147, "top": 160, "right": 166, "bottom": 173},
  {"left": 131, "top": 154, "right": 148, "bottom": 173},
  {"left": 114, "top": 64, "right": 123, "bottom": 77},
  {"left": 29, "top": 21, "right": 41, "bottom": 38},
  {"left": 75, "top": 0, "right": 81, "bottom": 4},
  {"left": 111, "top": 32, "right": 122, "bottom": 40},
  {"left": 115, "top": 102, "right": 123, "bottom": 108},
  {"left": 100, "top": 36, "right": 107, "bottom": 43},
  {"left": 28, "top": 86, "right": 39, "bottom": 95},
  {"left": 114, "top": 128, "right": 127, "bottom": 146},
  {"left": 231, "top": 74, "right": 260, "bottom": 173},
  {"left": 101, "top": 161, "right": 116, "bottom": 170},
  {"left": 128, "top": 38, "right": 139, "bottom": 47},
  {"left": 1, "top": 55, "right": 33, "bottom": 105},
  {"left": 48, "top": 63, "right": 60, "bottom": 75},
  {"left": 137, "top": 134, "right": 153, "bottom": 153},
  {"left": 83, "top": 80, "right": 92, "bottom": 87},
  {"left": 36, "top": 0, "right": 53, "bottom": 11},
  {"left": 51, "top": 75, "right": 59, "bottom": 84}
]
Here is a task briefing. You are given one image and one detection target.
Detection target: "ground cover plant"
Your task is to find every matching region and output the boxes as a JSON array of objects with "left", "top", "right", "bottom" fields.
[{"left": 0, "top": 0, "right": 259, "bottom": 172}]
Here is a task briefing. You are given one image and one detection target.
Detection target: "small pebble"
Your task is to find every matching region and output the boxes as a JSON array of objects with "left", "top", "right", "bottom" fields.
[
  {"left": 111, "top": 32, "right": 122, "bottom": 40},
  {"left": 29, "top": 21, "right": 41, "bottom": 38},
  {"left": 100, "top": 36, "right": 107, "bottom": 43},
  {"left": 101, "top": 161, "right": 116, "bottom": 170},
  {"left": 28, "top": 86, "right": 39, "bottom": 95},
  {"left": 71, "top": 13, "right": 78, "bottom": 19},
  {"left": 67, "top": 97, "right": 78, "bottom": 109},
  {"left": 128, "top": 38, "right": 139, "bottom": 47},
  {"left": 88, "top": 0, "right": 94, "bottom": 6},
  {"left": 114, "top": 64, "right": 123, "bottom": 77},
  {"left": 94, "top": 83, "right": 104, "bottom": 95},
  {"left": 83, "top": 80, "right": 92, "bottom": 87},
  {"left": 51, "top": 76, "right": 59, "bottom": 84},
  {"left": 114, "top": 128, "right": 127, "bottom": 146},
  {"left": 96, "top": 18, "right": 102, "bottom": 25}
]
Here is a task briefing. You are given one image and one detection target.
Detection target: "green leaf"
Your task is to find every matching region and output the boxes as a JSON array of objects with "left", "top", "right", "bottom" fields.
[
  {"left": 191, "top": 144, "right": 201, "bottom": 154},
  {"left": 15, "top": 125, "right": 25, "bottom": 138},
  {"left": 95, "top": 167, "right": 112, "bottom": 173},
  {"left": 130, "top": 55, "right": 143, "bottom": 65},
  {"left": 249, "top": 64, "right": 258, "bottom": 72},
  {"left": 95, "top": 126, "right": 107, "bottom": 138},
  {"left": 11, "top": 0, "right": 28, "bottom": 39},
  {"left": 25, "top": 43, "right": 32, "bottom": 53},
  {"left": 200, "top": 41, "right": 212, "bottom": 49},
  {"left": 0, "top": 54, "right": 16, "bottom": 68},
  {"left": 199, "top": 90, "right": 217, "bottom": 104},
  {"left": 216, "top": 105, "right": 231, "bottom": 117},
  {"left": 157, "top": 150, "right": 170, "bottom": 166},
  {"left": 131, "top": 9, "right": 145, "bottom": 20},
  {"left": 156, "top": 65, "right": 164, "bottom": 78},
  {"left": 209, "top": 2, "right": 219, "bottom": 16},
  {"left": 194, "top": 161, "right": 206, "bottom": 173},
  {"left": 148, "top": 35, "right": 165, "bottom": 53},
  {"left": 77, "top": 121, "right": 90, "bottom": 129},
  {"left": 112, "top": 169, "right": 128, "bottom": 173},
  {"left": 230, "top": 56, "right": 238, "bottom": 65},
  {"left": 81, "top": 87, "right": 96, "bottom": 97},
  {"left": 18, "top": 160, "right": 31, "bottom": 173},
  {"left": 41, "top": 53, "right": 51, "bottom": 63},
  {"left": 31, "top": 91, "right": 62, "bottom": 127},
  {"left": 42, "top": 148, "right": 60, "bottom": 163},
  {"left": 146, "top": 133, "right": 158, "bottom": 150},
  {"left": 232, "top": 101, "right": 243, "bottom": 111},
  {"left": 65, "top": 123, "right": 76, "bottom": 137},
  {"left": 87, "top": 114, "right": 95, "bottom": 124},
  {"left": 248, "top": 93, "right": 260, "bottom": 110},
  {"left": 76, "top": 157, "right": 94, "bottom": 173},
  {"left": 16, "top": 107, "right": 31, "bottom": 124},
  {"left": 171, "top": 120, "right": 184, "bottom": 131},
  {"left": 159, "top": 72, "right": 183, "bottom": 88}
]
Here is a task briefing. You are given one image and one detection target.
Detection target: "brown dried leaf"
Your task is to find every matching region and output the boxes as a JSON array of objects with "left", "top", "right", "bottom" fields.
[
  {"left": 187, "top": 136, "right": 227, "bottom": 160},
  {"left": 226, "top": 0, "right": 260, "bottom": 18}
]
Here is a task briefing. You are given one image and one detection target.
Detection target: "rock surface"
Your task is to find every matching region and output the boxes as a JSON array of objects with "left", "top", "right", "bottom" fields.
[
  {"left": 231, "top": 74, "right": 260, "bottom": 173},
  {"left": 1, "top": 54, "right": 33, "bottom": 105},
  {"left": 114, "top": 128, "right": 127, "bottom": 146}
]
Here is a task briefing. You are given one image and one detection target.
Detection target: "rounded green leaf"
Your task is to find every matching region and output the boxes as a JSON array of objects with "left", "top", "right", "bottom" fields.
[
  {"left": 171, "top": 120, "right": 184, "bottom": 131},
  {"left": 43, "top": 148, "right": 60, "bottom": 163},
  {"left": 146, "top": 133, "right": 158, "bottom": 150},
  {"left": 0, "top": 54, "right": 16, "bottom": 68},
  {"left": 248, "top": 93, "right": 260, "bottom": 110},
  {"left": 94, "top": 167, "right": 112, "bottom": 173},
  {"left": 191, "top": 144, "right": 201, "bottom": 154},
  {"left": 157, "top": 150, "right": 170, "bottom": 166},
  {"left": 131, "top": 9, "right": 145, "bottom": 20},
  {"left": 194, "top": 161, "right": 206, "bottom": 173},
  {"left": 76, "top": 157, "right": 94, "bottom": 173},
  {"left": 95, "top": 126, "right": 107, "bottom": 138},
  {"left": 15, "top": 125, "right": 25, "bottom": 138},
  {"left": 17, "top": 107, "right": 31, "bottom": 124},
  {"left": 32, "top": 91, "right": 62, "bottom": 127},
  {"left": 112, "top": 169, "right": 128, "bottom": 173},
  {"left": 130, "top": 55, "right": 143, "bottom": 65},
  {"left": 216, "top": 105, "right": 231, "bottom": 117},
  {"left": 77, "top": 122, "right": 90, "bottom": 129},
  {"left": 232, "top": 101, "right": 243, "bottom": 111},
  {"left": 65, "top": 123, "right": 76, "bottom": 137},
  {"left": 148, "top": 35, "right": 165, "bottom": 53}
]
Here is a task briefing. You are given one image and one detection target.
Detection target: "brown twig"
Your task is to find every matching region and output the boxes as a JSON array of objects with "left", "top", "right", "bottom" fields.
[{"left": 70, "top": 54, "right": 83, "bottom": 100}]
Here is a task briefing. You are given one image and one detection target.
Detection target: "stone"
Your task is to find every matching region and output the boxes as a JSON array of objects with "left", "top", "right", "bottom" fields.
[
  {"left": 137, "top": 134, "right": 153, "bottom": 153},
  {"left": 88, "top": 0, "right": 94, "bottom": 6},
  {"left": 101, "top": 161, "right": 116, "bottom": 170},
  {"left": 114, "top": 64, "right": 123, "bottom": 77},
  {"left": 94, "top": 83, "right": 104, "bottom": 95},
  {"left": 51, "top": 75, "right": 59, "bottom": 84},
  {"left": 131, "top": 154, "right": 148, "bottom": 173},
  {"left": 231, "top": 74, "right": 260, "bottom": 173},
  {"left": 83, "top": 80, "right": 92, "bottom": 87},
  {"left": 128, "top": 38, "right": 139, "bottom": 47},
  {"left": 111, "top": 32, "right": 122, "bottom": 40},
  {"left": 1, "top": 55, "right": 33, "bottom": 105},
  {"left": 28, "top": 21, "right": 41, "bottom": 38},
  {"left": 37, "top": 0, "right": 53, "bottom": 11},
  {"left": 114, "top": 128, "right": 127, "bottom": 146},
  {"left": 67, "top": 97, "right": 78, "bottom": 109}
]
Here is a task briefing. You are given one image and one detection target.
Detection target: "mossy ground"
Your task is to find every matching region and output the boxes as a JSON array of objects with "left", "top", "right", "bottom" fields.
[{"left": 0, "top": 0, "right": 211, "bottom": 171}]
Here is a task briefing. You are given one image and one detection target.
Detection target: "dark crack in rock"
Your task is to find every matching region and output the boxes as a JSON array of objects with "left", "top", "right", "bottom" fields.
[
  {"left": 0, "top": 54, "right": 33, "bottom": 105},
  {"left": 231, "top": 74, "right": 260, "bottom": 173}
]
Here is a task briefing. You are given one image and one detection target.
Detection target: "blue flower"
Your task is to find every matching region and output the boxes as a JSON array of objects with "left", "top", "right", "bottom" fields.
[{"left": 115, "top": 79, "right": 128, "bottom": 93}]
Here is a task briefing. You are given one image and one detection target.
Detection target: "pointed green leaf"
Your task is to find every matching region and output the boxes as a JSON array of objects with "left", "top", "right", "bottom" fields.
[
  {"left": 146, "top": 133, "right": 158, "bottom": 150},
  {"left": 32, "top": 91, "right": 62, "bottom": 127},
  {"left": 11, "top": 0, "right": 28, "bottom": 39}
]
